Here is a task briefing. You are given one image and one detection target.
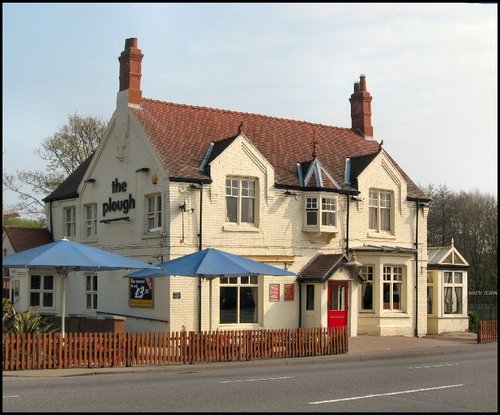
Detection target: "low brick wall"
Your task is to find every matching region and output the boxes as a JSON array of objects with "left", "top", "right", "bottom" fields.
[{"left": 43, "top": 315, "right": 125, "bottom": 333}]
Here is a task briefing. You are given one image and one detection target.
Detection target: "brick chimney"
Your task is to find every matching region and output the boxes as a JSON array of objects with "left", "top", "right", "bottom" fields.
[
  {"left": 349, "top": 74, "right": 373, "bottom": 138},
  {"left": 118, "top": 38, "right": 143, "bottom": 105}
]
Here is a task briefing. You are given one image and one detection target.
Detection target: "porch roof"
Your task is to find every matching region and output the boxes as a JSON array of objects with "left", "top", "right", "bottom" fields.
[{"left": 297, "top": 254, "right": 348, "bottom": 283}]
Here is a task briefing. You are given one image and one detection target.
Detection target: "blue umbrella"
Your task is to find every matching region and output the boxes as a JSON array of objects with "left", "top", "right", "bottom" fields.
[
  {"left": 3, "top": 238, "right": 159, "bottom": 336},
  {"left": 128, "top": 248, "right": 294, "bottom": 278},
  {"left": 127, "top": 248, "right": 294, "bottom": 330}
]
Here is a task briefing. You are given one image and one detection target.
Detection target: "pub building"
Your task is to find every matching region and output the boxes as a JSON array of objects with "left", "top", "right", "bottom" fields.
[{"left": 5, "top": 38, "right": 469, "bottom": 336}]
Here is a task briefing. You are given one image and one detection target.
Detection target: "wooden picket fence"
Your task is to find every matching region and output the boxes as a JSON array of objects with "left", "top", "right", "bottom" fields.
[
  {"left": 2, "top": 327, "right": 348, "bottom": 371},
  {"left": 477, "top": 320, "right": 497, "bottom": 343}
]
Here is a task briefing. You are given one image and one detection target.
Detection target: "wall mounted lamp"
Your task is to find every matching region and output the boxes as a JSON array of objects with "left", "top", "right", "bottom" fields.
[
  {"left": 151, "top": 173, "right": 159, "bottom": 185},
  {"left": 135, "top": 167, "right": 150, "bottom": 173},
  {"left": 179, "top": 202, "right": 194, "bottom": 213},
  {"left": 344, "top": 252, "right": 364, "bottom": 281}
]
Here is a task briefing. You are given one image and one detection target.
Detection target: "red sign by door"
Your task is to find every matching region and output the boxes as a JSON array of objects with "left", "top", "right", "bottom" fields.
[{"left": 328, "top": 281, "right": 348, "bottom": 328}]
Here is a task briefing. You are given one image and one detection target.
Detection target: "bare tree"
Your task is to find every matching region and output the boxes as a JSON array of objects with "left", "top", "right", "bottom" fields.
[
  {"left": 424, "top": 185, "right": 498, "bottom": 307},
  {"left": 3, "top": 113, "right": 107, "bottom": 219}
]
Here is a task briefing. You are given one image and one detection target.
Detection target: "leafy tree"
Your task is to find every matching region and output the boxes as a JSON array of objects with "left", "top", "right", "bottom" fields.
[
  {"left": 3, "top": 216, "right": 45, "bottom": 228},
  {"left": 3, "top": 113, "right": 107, "bottom": 219}
]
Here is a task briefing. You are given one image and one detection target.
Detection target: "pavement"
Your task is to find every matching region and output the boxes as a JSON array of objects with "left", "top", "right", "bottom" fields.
[{"left": 3, "top": 331, "right": 496, "bottom": 378}]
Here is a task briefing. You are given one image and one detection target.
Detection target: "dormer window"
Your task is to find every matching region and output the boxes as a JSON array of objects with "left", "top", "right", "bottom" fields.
[{"left": 303, "top": 193, "right": 337, "bottom": 233}]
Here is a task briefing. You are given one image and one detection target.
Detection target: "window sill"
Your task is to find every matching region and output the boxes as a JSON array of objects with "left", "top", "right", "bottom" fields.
[
  {"left": 367, "top": 231, "right": 396, "bottom": 239},
  {"left": 218, "top": 323, "right": 263, "bottom": 329},
  {"left": 223, "top": 223, "right": 260, "bottom": 232},
  {"left": 141, "top": 233, "right": 165, "bottom": 239},
  {"left": 380, "top": 311, "right": 409, "bottom": 317},
  {"left": 303, "top": 226, "right": 338, "bottom": 234}
]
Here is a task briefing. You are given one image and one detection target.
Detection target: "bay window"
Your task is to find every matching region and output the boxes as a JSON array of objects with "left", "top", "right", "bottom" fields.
[
  {"left": 443, "top": 271, "right": 463, "bottom": 314},
  {"left": 383, "top": 266, "right": 403, "bottom": 310},
  {"left": 360, "top": 266, "right": 374, "bottom": 311},
  {"left": 303, "top": 193, "right": 337, "bottom": 233}
]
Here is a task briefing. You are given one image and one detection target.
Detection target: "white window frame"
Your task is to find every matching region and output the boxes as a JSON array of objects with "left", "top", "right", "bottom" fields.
[
  {"left": 383, "top": 266, "right": 403, "bottom": 311},
  {"left": 146, "top": 194, "right": 162, "bottom": 231},
  {"left": 427, "top": 271, "right": 434, "bottom": 315},
  {"left": 360, "top": 266, "right": 374, "bottom": 311},
  {"left": 64, "top": 206, "right": 76, "bottom": 238},
  {"left": 369, "top": 190, "right": 392, "bottom": 233},
  {"left": 84, "top": 203, "right": 98, "bottom": 239},
  {"left": 85, "top": 274, "right": 98, "bottom": 310},
  {"left": 29, "top": 274, "right": 55, "bottom": 309},
  {"left": 220, "top": 275, "right": 259, "bottom": 324},
  {"left": 443, "top": 271, "right": 464, "bottom": 315},
  {"left": 303, "top": 193, "right": 338, "bottom": 233},
  {"left": 225, "top": 177, "right": 257, "bottom": 225}
]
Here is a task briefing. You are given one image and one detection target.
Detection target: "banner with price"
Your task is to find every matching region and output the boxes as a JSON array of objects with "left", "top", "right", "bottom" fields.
[{"left": 129, "top": 277, "right": 154, "bottom": 307}]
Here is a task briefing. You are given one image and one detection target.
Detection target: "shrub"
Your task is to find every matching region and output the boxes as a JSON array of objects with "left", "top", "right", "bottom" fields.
[
  {"left": 2, "top": 298, "right": 55, "bottom": 334},
  {"left": 468, "top": 310, "right": 479, "bottom": 333}
]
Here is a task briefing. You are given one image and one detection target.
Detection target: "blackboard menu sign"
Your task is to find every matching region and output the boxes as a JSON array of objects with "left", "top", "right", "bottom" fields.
[{"left": 129, "top": 277, "right": 154, "bottom": 307}]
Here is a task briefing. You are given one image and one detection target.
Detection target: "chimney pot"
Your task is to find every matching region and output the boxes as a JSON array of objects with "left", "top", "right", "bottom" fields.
[
  {"left": 359, "top": 74, "right": 367, "bottom": 92},
  {"left": 125, "top": 38, "right": 138, "bottom": 49}
]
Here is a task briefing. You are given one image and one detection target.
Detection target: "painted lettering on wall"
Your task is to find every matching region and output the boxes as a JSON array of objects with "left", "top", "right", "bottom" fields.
[{"left": 102, "top": 178, "right": 136, "bottom": 216}]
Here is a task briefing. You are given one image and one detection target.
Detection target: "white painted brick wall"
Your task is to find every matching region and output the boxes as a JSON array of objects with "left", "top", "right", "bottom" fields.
[{"left": 43, "top": 108, "right": 435, "bottom": 336}]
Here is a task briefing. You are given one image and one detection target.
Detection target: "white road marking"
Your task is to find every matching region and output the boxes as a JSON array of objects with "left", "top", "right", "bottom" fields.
[
  {"left": 409, "top": 363, "right": 460, "bottom": 369},
  {"left": 3, "top": 395, "right": 21, "bottom": 399},
  {"left": 219, "top": 376, "right": 294, "bottom": 384},
  {"left": 309, "top": 384, "right": 465, "bottom": 405}
]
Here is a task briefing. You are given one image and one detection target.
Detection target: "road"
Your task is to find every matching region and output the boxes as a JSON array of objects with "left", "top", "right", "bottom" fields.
[{"left": 3, "top": 349, "right": 497, "bottom": 412}]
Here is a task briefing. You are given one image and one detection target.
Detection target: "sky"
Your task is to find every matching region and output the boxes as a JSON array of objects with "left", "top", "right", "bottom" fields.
[{"left": 2, "top": 3, "right": 498, "bottom": 213}]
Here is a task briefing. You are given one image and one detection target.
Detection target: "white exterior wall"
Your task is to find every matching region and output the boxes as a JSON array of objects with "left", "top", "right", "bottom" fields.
[
  {"left": 348, "top": 152, "right": 428, "bottom": 337},
  {"left": 41, "top": 98, "right": 429, "bottom": 336}
]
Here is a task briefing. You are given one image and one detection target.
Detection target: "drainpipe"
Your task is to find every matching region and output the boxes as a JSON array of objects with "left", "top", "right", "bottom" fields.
[
  {"left": 190, "top": 183, "right": 204, "bottom": 332},
  {"left": 345, "top": 192, "right": 350, "bottom": 256},
  {"left": 198, "top": 184, "right": 203, "bottom": 332},
  {"left": 298, "top": 282, "right": 302, "bottom": 328},
  {"left": 49, "top": 201, "right": 54, "bottom": 238},
  {"left": 415, "top": 200, "right": 419, "bottom": 338}
]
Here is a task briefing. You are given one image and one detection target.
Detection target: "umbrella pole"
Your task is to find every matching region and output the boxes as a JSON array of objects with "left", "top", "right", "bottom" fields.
[
  {"left": 209, "top": 278, "right": 212, "bottom": 332},
  {"left": 61, "top": 273, "right": 67, "bottom": 338},
  {"left": 198, "top": 279, "right": 202, "bottom": 333}
]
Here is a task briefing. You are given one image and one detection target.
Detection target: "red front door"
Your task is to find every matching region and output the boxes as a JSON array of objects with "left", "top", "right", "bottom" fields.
[{"left": 328, "top": 281, "right": 348, "bottom": 328}]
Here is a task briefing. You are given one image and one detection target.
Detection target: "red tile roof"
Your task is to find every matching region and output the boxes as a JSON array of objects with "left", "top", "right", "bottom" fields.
[
  {"left": 298, "top": 254, "right": 347, "bottom": 282},
  {"left": 4, "top": 227, "right": 53, "bottom": 253},
  {"left": 134, "top": 99, "right": 427, "bottom": 198}
]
